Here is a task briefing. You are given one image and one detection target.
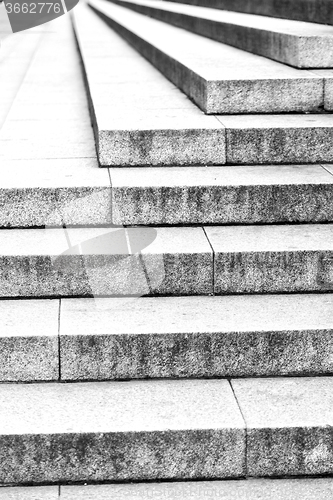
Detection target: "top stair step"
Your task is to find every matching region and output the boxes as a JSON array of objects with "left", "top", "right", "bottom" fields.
[
  {"left": 167, "top": 0, "right": 333, "bottom": 26},
  {"left": 108, "top": 0, "right": 333, "bottom": 68}
]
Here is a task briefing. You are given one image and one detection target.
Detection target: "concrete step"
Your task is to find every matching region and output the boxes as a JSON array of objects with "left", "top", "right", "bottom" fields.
[
  {"left": 0, "top": 227, "right": 212, "bottom": 298},
  {"left": 0, "top": 379, "right": 245, "bottom": 483},
  {"left": 206, "top": 224, "right": 333, "bottom": 294},
  {"left": 167, "top": 0, "right": 333, "bottom": 26},
  {"left": 3, "top": 479, "right": 333, "bottom": 499},
  {"left": 60, "top": 294, "right": 333, "bottom": 380},
  {"left": 107, "top": 0, "right": 333, "bottom": 69},
  {"left": 87, "top": 0, "right": 327, "bottom": 114},
  {"left": 110, "top": 165, "right": 333, "bottom": 225},
  {"left": 73, "top": 4, "right": 225, "bottom": 166}
]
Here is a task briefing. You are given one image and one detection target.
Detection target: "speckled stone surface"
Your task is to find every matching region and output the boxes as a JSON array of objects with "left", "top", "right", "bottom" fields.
[
  {"left": 0, "top": 159, "right": 111, "bottom": 227},
  {"left": 0, "top": 227, "right": 212, "bottom": 298},
  {"left": 110, "top": 165, "right": 333, "bottom": 225},
  {"left": 61, "top": 478, "right": 333, "bottom": 500},
  {"left": 0, "top": 300, "right": 59, "bottom": 381},
  {"left": 219, "top": 115, "right": 333, "bottom": 165},
  {"left": 206, "top": 224, "right": 333, "bottom": 293},
  {"left": 163, "top": 0, "right": 333, "bottom": 25},
  {"left": 87, "top": 0, "right": 325, "bottom": 115},
  {"left": 0, "top": 487, "right": 58, "bottom": 500},
  {"left": 74, "top": 5, "right": 225, "bottom": 167},
  {"left": 312, "top": 70, "right": 333, "bottom": 110},
  {"left": 232, "top": 377, "right": 333, "bottom": 477},
  {"left": 107, "top": 0, "right": 333, "bottom": 68},
  {"left": 60, "top": 294, "right": 333, "bottom": 380},
  {"left": 0, "top": 380, "right": 245, "bottom": 483}
]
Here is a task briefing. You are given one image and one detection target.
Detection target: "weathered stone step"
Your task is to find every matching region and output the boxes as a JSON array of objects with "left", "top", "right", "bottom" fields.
[
  {"left": 0, "top": 227, "right": 212, "bottom": 298},
  {"left": 61, "top": 294, "right": 333, "bottom": 380},
  {"left": 107, "top": 0, "right": 333, "bottom": 69},
  {"left": 167, "top": 0, "right": 333, "bottom": 26},
  {"left": 206, "top": 224, "right": 333, "bottom": 294},
  {"left": 2, "top": 294, "right": 333, "bottom": 381},
  {"left": 73, "top": 4, "right": 225, "bottom": 167},
  {"left": 87, "top": 0, "right": 327, "bottom": 114},
  {"left": 3, "top": 478, "right": 333, "bottom": 498},
  {"left": 0, "top": 379, "right": 245, "bottom": 483},
  {"left": 111, "top": 165, "right": 333, "bottom": 225}
]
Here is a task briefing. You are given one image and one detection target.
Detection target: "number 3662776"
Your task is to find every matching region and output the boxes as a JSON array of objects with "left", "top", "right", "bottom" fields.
[{"left": 5, "top": 2, "right": 62, "bottom": 13}]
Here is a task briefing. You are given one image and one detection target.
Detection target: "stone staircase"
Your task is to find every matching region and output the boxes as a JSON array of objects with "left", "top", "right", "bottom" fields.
[{"left": 1, "top": 0, "right": 333, "bottom": 496}]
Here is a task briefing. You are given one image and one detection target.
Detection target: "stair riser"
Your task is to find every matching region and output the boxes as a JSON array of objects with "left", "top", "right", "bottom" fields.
[
  {"left": 112, "top": 184, "right": 333, "bottom": 225},
  {"left": 167, "top": 0, "right": 333, "bottom": 25},
  {"left": 109, "top": 0, "right": 333, "bottom": 68},
  {"left": 91, "top": 5, "right": 326, "bottom": 115}
]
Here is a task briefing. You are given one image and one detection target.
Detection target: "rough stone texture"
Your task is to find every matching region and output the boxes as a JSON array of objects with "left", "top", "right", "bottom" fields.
[
  {"left": 0, "top": 300, "right": 59, "bottom": 381},
  {"left": 110, "top": 165, "right": 333, "bottom": 225},
  {"left": 0, "top": 159, "right": 111, "bottom": 227},
  {"left": 311, "top": 70, "right": 333, "bottom": 110},
  {"left": 0, "top": 380, "right": 245, "bottom": 483},
  {"left": 108, "top": 0, "right": 333, "bottom": 68},
  {"left": 232, "top": 377, "right": 333, "bottom": 477},
  {"left": 61, "top": 478, "right": 333, "bottom": 500},
  {"left": 74, "top": 5, "right": 225, "bottom": 166},
  {"left": 60, "top": 294, "right": 333, "bottom": 380},
  {"left": 0, "top": 487, "right": 58, "bottom": 500},
  {"left": 206, "top": 224, "right": 333, "bottom": 294},
  {"left": 0, "top": 227, "right": 212, "bottom": 298},
  {"left": 88, "top": 0, "right": 324, "bottom": 115},
  {"left": 219, "top": 115, "right": 333, "bottom": 165},
  {"left": 166, "top": 0, "right": 333, "bottom": 25}
]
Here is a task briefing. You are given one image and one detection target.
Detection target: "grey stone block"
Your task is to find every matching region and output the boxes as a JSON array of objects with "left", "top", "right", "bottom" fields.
[
  {"left": 110, "top": 165, "right": 333, "bottom": 225},
  {"left": 61, "top": 478, "right": 333, "bottom": 500},
  {"left": 0, "top": 380, "right": 245, "bottom": 483},
  {"left": 311, "top": 70, "right": 333, "bottom": 110},
  {"left": 232, "top": 377, "right": 333, "bottom": 477},
  {"left": 165, "top": 0, "right": 333, "bottom": 25},
  {"left": 109, "top": 0, "right": 333, "bottom": 68},
  {"left": 205, "top": 224, "right": 333, "bottom": 294},
  {"left": 0, "top": 300, "right": 59, "bottom": 382},
  {"left": 219, "top": 115, "right": 333, "bottom": 165},
  {"left": 0, "top": 159, "right": 112, "bottom": 227},
  {"left": 87, "top": 0, "right": 325, "bottom": 114},
  {"left": 0, "top": 227, "right": 212, "bottom": 298},
  {"left": 60, "top": 294, "right": 333, "bottom": 380}
]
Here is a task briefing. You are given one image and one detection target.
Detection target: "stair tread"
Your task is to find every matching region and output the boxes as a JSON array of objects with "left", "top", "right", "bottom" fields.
[
  {"left": 110, "top": 0, "right": 333, "bottom": 67},
  {"left": 88, "top": 0, "right": 326, "bottom": 114}
]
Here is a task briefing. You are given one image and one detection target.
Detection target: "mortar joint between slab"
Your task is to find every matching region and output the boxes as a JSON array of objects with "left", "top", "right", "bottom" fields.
[
  {"left": 58, "top": 299, "right": 62, "bottom": 382},
  {"left": 229, "top": 379, "right": 248, "bottom": 477},
  {"left": 203, "top": 226, "right": 215, "bottom": 295}
]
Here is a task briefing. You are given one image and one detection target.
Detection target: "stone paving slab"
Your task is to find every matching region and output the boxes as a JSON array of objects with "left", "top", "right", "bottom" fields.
[
  {"left": 232, "top": 377, "right": 333, "bottom": 477},
  {"left": 110, "top": 165, "right": 333, "bottom": 225},
  {"left": 61, "top": 478, "right": 333, "bottom": 500},
  {"left": 0, "top": 299, "right": 59, "bottom": 381},
  {"left": 0, "top": 227, "right": 212, "bottom": 297},
  {"left": 166, "top": 0, "right": 333, "bottom": 25},
  {"left": 0, "top": 159, "right": 112, "bottom": 227},
  {"left": 88, "top": 0, "right": 325, "bottom": 114},
  {"left": 108, "top": 0, "right": 333, "bottom": 68},
  {"left": 73, "top": 4, "right": 225, "bottom": 166},
  {"left": 60, "top": 294, "right": 333, "bottom": 380},
  {"left": 0, "top": 487, "right": 58, "bottom": 500},
  {"left": 205, "top": 224, "right": 333, "bottom": 293},
  {"left": 0, "top": 379, "right": 245, "bottom": 483},
  {"left": 218, "top": 115, "right": 333, "bottom": 164}
]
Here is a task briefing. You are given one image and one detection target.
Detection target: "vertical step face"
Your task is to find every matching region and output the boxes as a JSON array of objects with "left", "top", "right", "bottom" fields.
[
  {"left": 166, "top": 0, "right": 333, "bottom": 25},
  {"left": 107, "top": 0, "right": 333, "bottom": 68},
  {"left": 60, "top": 295, "right": 333, "bottom": 380},
  {"left": 0, "top": 380, "right": 245, "bottom": 483},
  {"left": 88, "top": 0, "right": 326, "bottom": 115},
  {"left": 232, "top": 378, "right": 333, "bottom": 477},
  {"left": 206, "top": 224, "right": 333, "bottom": 294},
  {"left": 0, "top": 227, "right": 212, "bottom": 298},
  {"left": 73, "top": 5, "right": 226, "bottom": 166},
  {"left": 110, "top": 165, "right": 333, "bottom": 225}
]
